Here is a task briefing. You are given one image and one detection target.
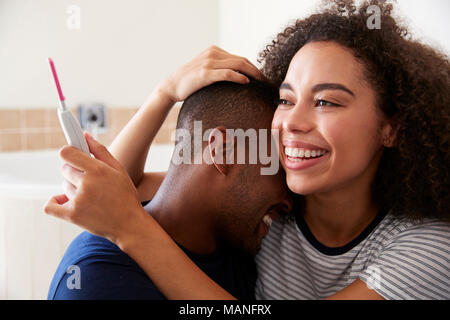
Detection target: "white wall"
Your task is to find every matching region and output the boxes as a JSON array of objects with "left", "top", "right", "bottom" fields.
[
  {"left": 396, "top": 0, "right": 450, "bottom": 54},
  {"left": 0, "top": 0, "right": 219, "bottom": 109},
  {"left": 218, "top": 0, "right": 320, "bottom": 65},
  {"left": 218, "top": 0, "right": 450, "bottom": 66},
  {"left": 2, "top": 0, "right": 448, "bottom": 109}
]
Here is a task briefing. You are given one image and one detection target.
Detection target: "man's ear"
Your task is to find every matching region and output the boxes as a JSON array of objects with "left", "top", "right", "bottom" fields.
[{"left": 208, "top": 127, "right": 229, "bottom": 175}]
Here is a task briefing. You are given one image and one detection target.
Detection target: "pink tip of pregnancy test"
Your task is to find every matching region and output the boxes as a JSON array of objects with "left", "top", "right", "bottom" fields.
[{"left": 47, "top": 57, "right": 66, "bottom": 101}]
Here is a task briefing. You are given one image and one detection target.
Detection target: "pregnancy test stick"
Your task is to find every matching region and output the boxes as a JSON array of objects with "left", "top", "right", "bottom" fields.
[{"left": 48, "top": 58, "right": 90, "bottom": 154}]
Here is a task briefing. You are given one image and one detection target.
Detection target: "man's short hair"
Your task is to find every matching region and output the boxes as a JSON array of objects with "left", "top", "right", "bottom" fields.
[{"left": 177, "top": 80, "right": 278, "bottom": 133}]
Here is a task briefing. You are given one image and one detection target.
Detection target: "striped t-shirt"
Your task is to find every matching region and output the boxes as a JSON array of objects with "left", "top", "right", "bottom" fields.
[{"left": 255, "top": 209, "right": 450, "bottom": 300}]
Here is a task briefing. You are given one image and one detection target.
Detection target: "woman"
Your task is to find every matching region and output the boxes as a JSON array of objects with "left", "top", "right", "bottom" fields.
[{"left": 45, "top": 0, "right": 449, "bottom": 299}]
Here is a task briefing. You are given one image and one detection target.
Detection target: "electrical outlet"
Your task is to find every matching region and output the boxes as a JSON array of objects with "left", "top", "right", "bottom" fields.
[{"left": 78, "top": 103, "right": 107, "bottom": 133}]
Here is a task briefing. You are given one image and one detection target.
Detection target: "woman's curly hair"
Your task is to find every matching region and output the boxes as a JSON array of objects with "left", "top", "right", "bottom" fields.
[{"left": 259, "top": 0, "right": 450, "bottom": 222}]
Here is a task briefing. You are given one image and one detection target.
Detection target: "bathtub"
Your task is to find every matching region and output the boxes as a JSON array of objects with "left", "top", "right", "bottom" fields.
[{"left": 0, "top": 145, "right": 174, "bottom": 299}]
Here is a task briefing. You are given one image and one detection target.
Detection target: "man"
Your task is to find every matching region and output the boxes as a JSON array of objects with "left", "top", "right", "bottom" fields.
[{"left": 47, "top": 80, "right": 291, "bottom": 300}]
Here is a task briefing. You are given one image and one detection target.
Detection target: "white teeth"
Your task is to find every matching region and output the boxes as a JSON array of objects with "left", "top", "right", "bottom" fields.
[
  {"left": 286, "top": 148, "right": 292, "bottom": 156},
  {"left": 284, "top": 147, "right": 327, "bottom": 159},
  {"left": 298, "top": 149, "right": 305, "bottom": 157},
  {"left": 263, "top": 215, "right": 272, "bottom": 227}
]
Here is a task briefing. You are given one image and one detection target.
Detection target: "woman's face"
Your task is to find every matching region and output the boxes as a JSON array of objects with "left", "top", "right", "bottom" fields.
[{"left": 272, "top": 41, "right": 392, "bottom": 196}]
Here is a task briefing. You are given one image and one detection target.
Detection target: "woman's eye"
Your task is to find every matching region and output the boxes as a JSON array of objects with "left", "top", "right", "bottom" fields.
[
  {"left": 277, "top": 99, "right": 293, "bottom": 107},
  {"left": 315, "top": 99, "right": 341, "bottom": 107}
]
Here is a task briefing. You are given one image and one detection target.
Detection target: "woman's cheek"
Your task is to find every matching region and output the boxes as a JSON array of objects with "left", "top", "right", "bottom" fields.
[
  {"left": 272, "top": 110, "right": 285, "bottom": 158},
  {"left": 328, "top": 122, "right": 378, "bottom": 181},
  {"left": 271, "top": 109, "right": 283, "bottom": 130}
]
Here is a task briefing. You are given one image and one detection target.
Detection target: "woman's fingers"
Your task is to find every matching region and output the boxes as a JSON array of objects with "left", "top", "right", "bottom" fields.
[
  {"left": 161, "top": 45, "right": 266, "bottom": 102},
  {"left": 204, "top": 69, "right": 250, "bottom": 84},
  {"left": 208, "top": 58, "right": 264, "bottom": 81},
  {"left": 43, "top": 194, "right": 70, "bottom": 217},
  {"left": 62, "top": 179, "right": 77, "bottom": 199},
  {"left": 59, "top": 145, "right": 95, "bottom": 172},
  {"left": 61, "top": 163, "right": 84, "bottom": 187},
  {"left": 200, "top": 46, "right": 264, "bottom": 80}
]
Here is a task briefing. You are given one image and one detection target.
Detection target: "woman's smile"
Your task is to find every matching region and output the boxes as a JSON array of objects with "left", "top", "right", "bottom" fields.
[
  {"left": 283, "top": 147, "right": 331, "bottom": 170},
  {"left": 282, "top": 139, "right": 330, "bottom": 170}
]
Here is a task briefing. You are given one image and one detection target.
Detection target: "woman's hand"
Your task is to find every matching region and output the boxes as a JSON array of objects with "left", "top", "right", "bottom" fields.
[
  {"left": 44, "top": 132, "right": 148, "bottom": 245},
  {"left": 158, "top": 46, "right": 264, "bottom": 103}
]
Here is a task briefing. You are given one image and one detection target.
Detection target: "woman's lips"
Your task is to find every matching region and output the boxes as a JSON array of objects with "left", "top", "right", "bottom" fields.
[
  {"left": 281, "top": 139, "right": 330, "bottom": 170},
  {"left": 283, "top": 146, "right": 330, "bottom": 170},
  {"left": 283, "top": 140, "right": 329, "bottom": 151}
]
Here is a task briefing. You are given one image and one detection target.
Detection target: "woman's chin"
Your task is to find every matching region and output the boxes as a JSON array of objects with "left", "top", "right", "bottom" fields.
[{"left": 286, "top": 174, "right": 316, "bottom": 196}]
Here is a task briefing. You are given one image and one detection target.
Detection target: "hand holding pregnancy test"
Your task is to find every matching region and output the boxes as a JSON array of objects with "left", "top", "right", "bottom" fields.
[
  {"left": 44, "top": 132, "right": 147, "bottom": 244},
  {"left": 46, "top": 58, "right": 148, "bottom": 239}
]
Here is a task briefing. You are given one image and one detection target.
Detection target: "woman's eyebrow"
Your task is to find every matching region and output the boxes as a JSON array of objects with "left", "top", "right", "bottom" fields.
[
  {"left": 280, "top": 82, "right": 355, "bottom": 97},
  {"left": 279, "top": 82, "right": 293, "bottom": 91},
  {"left": 311, "top": 83, "right": 355, "bottom": 96}
]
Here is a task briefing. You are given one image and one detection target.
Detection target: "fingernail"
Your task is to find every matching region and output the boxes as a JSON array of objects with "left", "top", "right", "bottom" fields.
[{"left": 85, "top": 131, "right": 93, "bottom": 140}]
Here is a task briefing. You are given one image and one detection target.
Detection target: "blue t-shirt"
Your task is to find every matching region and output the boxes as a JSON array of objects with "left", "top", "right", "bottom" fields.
[{"left": 48, "top": 203, "right": 256, "bottom": 300}]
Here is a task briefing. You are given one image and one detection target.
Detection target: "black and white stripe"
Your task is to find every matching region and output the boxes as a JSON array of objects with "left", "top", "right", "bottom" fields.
[{"left": 255, "top": 211, "right": 450, "bottom": 300}]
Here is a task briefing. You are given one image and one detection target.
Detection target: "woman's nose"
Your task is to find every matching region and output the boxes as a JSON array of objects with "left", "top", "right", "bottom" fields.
[{"left": 282, "top": 104, "right": 314, "bottom": 134}]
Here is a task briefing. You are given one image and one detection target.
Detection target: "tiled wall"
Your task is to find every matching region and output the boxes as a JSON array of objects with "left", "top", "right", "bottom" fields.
[{"left": 0, "top": 106, "right": 180, "bottom": 152}]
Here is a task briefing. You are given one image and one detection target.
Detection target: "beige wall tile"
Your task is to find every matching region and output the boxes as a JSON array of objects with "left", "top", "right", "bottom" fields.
[
  {"left": 23, "top": 109, "right": 46, "bottom": 128},
  {"left": 48, "top": 131, "right": 67, "bottom": 150},
  {"left": 0, "top": 107, "right": 176, "bottom": 150},
  {"left": 164, "top": 105, "right": 180, "bottom": 130},
  {"left": 46, "top": 109, "right": 60, "bottom": 129},
  {"left": 154, "top": 128, "right": 175, "bottom": 144},
  {"left": 25, "top": 132, "right": 47, "bottom": 151},
  {"left": 0, "top": 110, "right": 21, "bottom": 131},
  {"left": 46, "top": 108, "right": 81, "bottom": 129},
  {"left": 108, "top": 127, "right": 120, "bottom": 141},
  {"left": 106, "top": 106, "right": 178, "bottom": 145},
  {"left": 109, "top": 108, "right": 138, "bottom": 131},
  {"left": 0, "top": 133, "right": 23, "bottom": 152},
  {"left": 97, "top": 131, "right": 116, "bottom": 147}
]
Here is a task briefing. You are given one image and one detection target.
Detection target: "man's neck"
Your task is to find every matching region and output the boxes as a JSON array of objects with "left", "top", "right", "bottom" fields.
[{"left": 145, "top": 171, "right": 218, "bottom": 255}]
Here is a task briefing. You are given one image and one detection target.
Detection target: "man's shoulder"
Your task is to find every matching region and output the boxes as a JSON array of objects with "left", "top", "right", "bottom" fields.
[
  {"left": 48, "top": 231, "right": 164, "bottom": 300},
  {"left": 55, "top": 231, "right": 135, "bottom": 270}
]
